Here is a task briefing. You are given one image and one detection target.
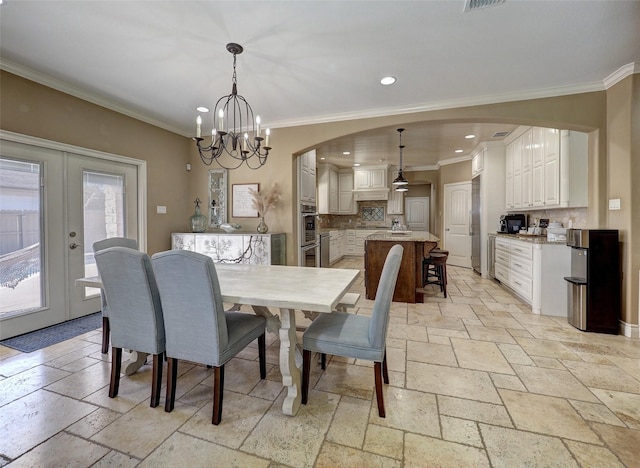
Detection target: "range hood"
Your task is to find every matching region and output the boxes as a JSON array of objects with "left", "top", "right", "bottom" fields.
[{"left": 352, "top": 188, "right": 390, "bottom": 201}]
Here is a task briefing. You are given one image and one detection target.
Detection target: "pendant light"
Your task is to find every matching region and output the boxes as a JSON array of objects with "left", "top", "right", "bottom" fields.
[{"left": 392, "top": 128, "right": 409, "bottom": 191}]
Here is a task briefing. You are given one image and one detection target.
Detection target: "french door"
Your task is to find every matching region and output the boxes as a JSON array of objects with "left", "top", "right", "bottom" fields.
[{"left": 0, "top": 134, "right": 142, "bottom": 339}]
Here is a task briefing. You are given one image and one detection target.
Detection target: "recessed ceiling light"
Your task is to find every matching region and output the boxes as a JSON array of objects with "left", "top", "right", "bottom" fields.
[
  {"left": 342, "top": 151, "right": 351, "bottom": 155},
  {"left": 196, "top": 106, "right": 210, "bottom": 113},
  {"left": 380, "top": 76, "right": 396, "bottom": 86},
  {"left": 465, "top": 134, "right": 476, "bottom": 139},
  {"left": 353, "top": 163, "right": 361, "bottom": 167},
  {"left": 455, "top": 149, "right": 464, "bottom": 153}
]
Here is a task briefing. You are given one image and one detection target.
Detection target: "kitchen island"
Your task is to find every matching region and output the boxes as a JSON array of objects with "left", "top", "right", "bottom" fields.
[{"left": 365, "top": 231, "right": 440, "bottom": 303}]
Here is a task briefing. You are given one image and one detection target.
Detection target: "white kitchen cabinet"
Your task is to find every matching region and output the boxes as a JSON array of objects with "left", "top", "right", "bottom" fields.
[
  {"left": 317, "top": 163, "right": 338, "bottom": 214},
  {"left": 544, "top": 128, "right": 560, "bottom": 206},
  {"left": 494, "top": 236, "right": 570, "bottom": 315},
  {"left": 329, "top": 229, "right": 345, "bottom": 264},
  {"left": 471, "top": 149, "right": 484, "bottom": 177},
  {"left": 505, "top": 143, "right": 514, "bottom": 209},
  {"left": 345, "top": 229, "right": 356, "bottom": 255},
  {"left": 172, "top": 232, "right": 286, "bottom": 265},
  {"left": 532, "top": 127, "right": 545, "bottom": 207},
  {"left": 505, "top": 126, "right": 587, "bottom": 211},
  {"left": 299, "top": 149, "right": 316, "bottom": 204},
  {"left": 387, "top": 168, "right": 404, "bottom": 214},
  {"left": 520, "top": 129, "right": 533, "bottom": 208},
  {"left": 354, "top": 166, "right": 387, "bottom": 190},
  {"left": 338, "top": 169, "right": 357, "bottom": 214},
  {"left": 343, "top": 229, "right": 377, "bottom": 256}
]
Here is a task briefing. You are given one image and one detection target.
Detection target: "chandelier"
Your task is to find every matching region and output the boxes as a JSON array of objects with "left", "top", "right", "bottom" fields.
[
  {"left": 392, "top": 128, "right": 409, "bottom": 192},
  {"left": 194, "top": 43, "right": 271, "bottom": 170}
]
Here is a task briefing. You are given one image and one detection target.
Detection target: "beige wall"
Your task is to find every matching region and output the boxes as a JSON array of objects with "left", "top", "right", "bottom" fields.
[
  {"left": 3, "top": 69, "right": 638, "bottom": 327},
  {"left": 606, "top": 74, "right": 639, "bottom": 327},
  {"left": 1, "top": 71, "right": 191, "bottom": 255}
]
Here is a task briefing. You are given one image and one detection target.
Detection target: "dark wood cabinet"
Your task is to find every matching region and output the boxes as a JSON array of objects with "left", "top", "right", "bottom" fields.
[{"left": 365, "top": 238, "right": 426, "bottom": 303}]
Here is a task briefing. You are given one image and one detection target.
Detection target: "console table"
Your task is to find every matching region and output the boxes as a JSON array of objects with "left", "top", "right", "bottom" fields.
[{"left": 171, "top": 232, "right": 285, "bottom": 265}]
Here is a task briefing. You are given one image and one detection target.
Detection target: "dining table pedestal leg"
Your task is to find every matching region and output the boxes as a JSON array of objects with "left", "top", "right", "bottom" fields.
[
  {"left": 122, "top": 351, "right": 149, "bottom": 376},
  {"left": 251, "top": 305, "right": 301, "bottom": 416},
  {"left": 278, "top": 307, "right": 302, "bottom": 416}
]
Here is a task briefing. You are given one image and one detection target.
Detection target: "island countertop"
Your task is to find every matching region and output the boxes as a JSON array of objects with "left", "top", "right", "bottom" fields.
[{"left": 366, "top": 231, "right": 440, "bottom": 243}]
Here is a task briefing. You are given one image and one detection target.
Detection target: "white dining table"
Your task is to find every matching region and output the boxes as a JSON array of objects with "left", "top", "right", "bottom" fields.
[{"left": 76, "top": 263, "right": 360, "bottom": 416}]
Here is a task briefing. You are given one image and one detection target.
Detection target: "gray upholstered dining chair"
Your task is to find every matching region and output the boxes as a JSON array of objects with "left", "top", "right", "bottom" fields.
[
  {"left": 151, "top": 250, "right": 267, "bottom": 425},
  {"left": 92, "top": 237, "right": 139, "bottom": 354},
  {"left": 94, "top": 246, "right": 165, "bottom": 407},
  {"left": 302, "top": 244, "right": 403, "bottom": 418}
]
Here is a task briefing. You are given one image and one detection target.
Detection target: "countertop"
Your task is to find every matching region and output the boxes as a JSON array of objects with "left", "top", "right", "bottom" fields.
[
  {"left": 494, "top": 232, "right": 566, "bottom": 245},
  {"left": 366, "top": 231, "right": 440, "bottom": 242}
]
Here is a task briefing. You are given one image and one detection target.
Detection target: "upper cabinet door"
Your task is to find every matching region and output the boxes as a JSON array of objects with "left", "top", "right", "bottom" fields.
[
  {"left": 299, "top": 150, "right": 316, "bottom": 203},
  {"left": 353, "top": 166, "right": 388, "bottom": 190}
]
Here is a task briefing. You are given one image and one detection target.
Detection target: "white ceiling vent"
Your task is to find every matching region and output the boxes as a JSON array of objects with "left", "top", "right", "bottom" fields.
[
  {"left": 464, "top": 0, "right": 506, "bottom": 12},
  {"left": 492, "top": 131, "right": 512, "bottom": 138}
]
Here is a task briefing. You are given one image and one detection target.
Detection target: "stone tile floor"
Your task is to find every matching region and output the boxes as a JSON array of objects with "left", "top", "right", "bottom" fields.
[{"left": 1, "top": 259, "right": 639, "bottom": 467}]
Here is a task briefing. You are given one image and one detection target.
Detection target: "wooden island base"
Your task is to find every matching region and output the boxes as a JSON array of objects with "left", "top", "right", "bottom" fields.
[{"left": 365, "top": 232, "right": 439, "bottom": 304}]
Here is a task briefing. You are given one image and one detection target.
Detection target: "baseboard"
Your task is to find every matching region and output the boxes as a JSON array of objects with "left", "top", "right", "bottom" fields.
[{"left": 619, "top": 320, "right": 639, "bottom": 338}]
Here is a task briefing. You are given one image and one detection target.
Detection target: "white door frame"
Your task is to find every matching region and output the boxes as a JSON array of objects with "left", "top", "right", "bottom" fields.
[{"left": 0, "top": 130, "right": 147, "bottom": 338}]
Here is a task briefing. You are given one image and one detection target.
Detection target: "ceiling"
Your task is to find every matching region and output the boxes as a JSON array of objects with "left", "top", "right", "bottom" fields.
[{"left": 1, "top": 1, "right": 638, "bottom": 169}]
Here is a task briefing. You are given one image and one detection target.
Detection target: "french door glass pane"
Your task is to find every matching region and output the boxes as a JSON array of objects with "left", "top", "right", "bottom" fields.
[
  {"left": 83, "top": 170, "right": 125, "bottom": 294},
  {"left": 0, "top": 158, "right": 43, "bottom": 316}
]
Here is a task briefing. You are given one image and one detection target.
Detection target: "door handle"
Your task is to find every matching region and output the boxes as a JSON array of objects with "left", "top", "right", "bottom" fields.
[
  {"left": 69, "top": 242, "right": 83, "bottom": 250},
  {"left": 445, "top": 228, "right": 450, "bottom": 231}
]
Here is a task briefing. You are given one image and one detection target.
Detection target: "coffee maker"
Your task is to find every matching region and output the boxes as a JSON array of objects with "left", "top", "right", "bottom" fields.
[
  {"left": 499, "top": 214, "right": 527, "bottom": 234},
  {"left": 499, "top": 215, "right": 507, "bottom": 233}
]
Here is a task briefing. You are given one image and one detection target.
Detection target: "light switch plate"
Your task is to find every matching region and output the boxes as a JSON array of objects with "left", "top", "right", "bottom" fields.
[
  {"left": 608, "top": 198, "right": 621, "bottom": 210},
  {"left": 156, "top": 205, "right": 167, "bottom": 214}
]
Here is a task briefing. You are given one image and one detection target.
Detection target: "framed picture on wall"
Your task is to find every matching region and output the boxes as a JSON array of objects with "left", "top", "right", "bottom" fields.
[{"left": 232, "top": 183, "right": 259, "bottom": 217}]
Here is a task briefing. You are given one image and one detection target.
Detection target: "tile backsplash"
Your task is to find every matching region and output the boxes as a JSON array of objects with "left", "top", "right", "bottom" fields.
[
  {"left": 317, "top": 201, "right": 402, "bottom": 229},
  {"left": 525, "top": 207, "right": 587, "bottom": 228}
]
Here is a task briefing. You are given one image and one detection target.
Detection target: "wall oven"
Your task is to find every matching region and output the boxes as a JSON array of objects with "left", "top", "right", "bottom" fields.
[{"left": 300, "top": 203, "right": 319, "bottom": 267}]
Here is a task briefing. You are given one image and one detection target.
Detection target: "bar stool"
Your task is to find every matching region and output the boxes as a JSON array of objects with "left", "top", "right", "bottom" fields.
[{"left": 423, "top": 248, "right": 449, "bottom": 298}]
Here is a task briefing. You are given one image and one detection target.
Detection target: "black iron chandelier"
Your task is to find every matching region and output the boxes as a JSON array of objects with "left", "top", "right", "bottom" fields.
[
  {"left": 392, "top": 128, "right": 409, "bottom": 192},
  {"left": 193, "top": 43, "right": 271, "bottom": 170}
]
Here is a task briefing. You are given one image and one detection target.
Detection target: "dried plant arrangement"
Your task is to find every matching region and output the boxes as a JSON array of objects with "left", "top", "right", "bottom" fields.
[{"left": 249, "top": 183, "right": 282, "bottom": 218}]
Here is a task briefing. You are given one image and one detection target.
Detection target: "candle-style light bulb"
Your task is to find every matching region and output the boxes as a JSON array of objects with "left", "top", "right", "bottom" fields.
[
  {"left": 243, "top": 133, "right": 248, "bottom": 151},
  {"left": 265, "top": 128, "right": 271, "bottom": 147},
  {"left": 256, "top": 115, "right": 261, "bottom": 136},
  {"left": 196, "top": 115, "right": 202, "bottom": 138},
  {"left": 218, "top": 109, "right": 224, "bottom": 132}
]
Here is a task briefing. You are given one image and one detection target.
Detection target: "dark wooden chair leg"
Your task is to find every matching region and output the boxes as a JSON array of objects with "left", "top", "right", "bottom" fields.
[
  {"left": 382, "top": 352, "right": 389, "bottom": 384},
  {"left": 109, "top": 347, "right": 122, "bottom": 398},
  {"left": 374, "top": 361, "right": 385, "bottom": 418},
  {"left": 212, "top": 365, "right": 225, "bottom": 425},
  {"left": 258, "top": 333, "right": 266, "bottom": 379},
  {"left": 101, "top": 317, "right": 110, "bottom": 354},
  {"left": 165, "top": 357, "right": 178, "bottom": 412},
  {"left": 150, "top": 353, "right": 162, "bottom": 408},
  {"left": 442, "top": 264, "right": 447, "bottom": 298},
  {"left": 321, "top": 353, "right": 327, "bottom": 370},
  {"left": 302, "top": 349, "right": 311, "bottom": 405}
]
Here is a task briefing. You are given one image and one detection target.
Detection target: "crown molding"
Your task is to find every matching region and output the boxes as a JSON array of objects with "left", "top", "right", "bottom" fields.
[
  {"left": 603, "top": 62, "right": 639, "bottom": 89},
  {"left": 3, "top": 58, "right": 633, "bottom": 135},
  {"left": 0, "top": 59, "right": 184, "bottom": 136},
  {"left": 268, "top": 81, "right": 605, "bottom": 130}
]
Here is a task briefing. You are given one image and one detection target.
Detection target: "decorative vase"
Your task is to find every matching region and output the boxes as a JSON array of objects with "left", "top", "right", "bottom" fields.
[
  {"left": 190, "top": 198, "right": 207, "bottom": 233},
  {"left": 257, "top": 216, "right": 268, "bottom": 234}
]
